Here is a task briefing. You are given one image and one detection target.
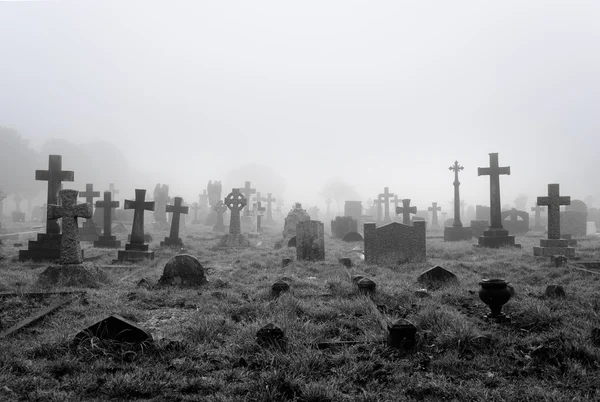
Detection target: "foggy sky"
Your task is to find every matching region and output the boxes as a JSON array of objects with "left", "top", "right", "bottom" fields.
[{"left": 1, "top": 1, "right": 599, "bottom": 212}]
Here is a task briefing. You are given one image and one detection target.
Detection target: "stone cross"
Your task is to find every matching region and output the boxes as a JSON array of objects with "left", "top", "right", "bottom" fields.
[
  {"left": 256, "top": 201, "right": 266, "bottom": 232},
  {"left": 165, "top": 197, "right": 189, "bottom": 242},
  {"left": 449, "top": 160, "right": 464, "bottom": 227},
  {"left": 378, "top": 187, "right": 395, "bottom": 222},
  {"left": 396, "top": 199, "right": 417, "bottom": 225},
  {"left": 478, "top": 153, "right": 510, "bottom": 230},
  {"left": 428, "top": 202, "right": 441, "bottom": 226},
  {"left": 537, "top": 184, "right": 570, "bottom": 239},
  {"left": 214, "top": 200, "right": 228, "bottom": 231},
  {"left": 96, "top": 191, "right": 119, "bottom": 237},
  {"left": 79, "top": 183, "right": 100, "bottom": 223},
  {"left": 124, "top": 189, "right": 155, "bottom": 245},
  {"left": 265, "top": 193, "right": 276, "bottom": 222},
  {"left": 47, "top": 189, "right": 92, "bottom": 264},
  {"left": 241, "top": 181, "right": 255, "bottom": 217},
  {"left": 531, "top": 204, "right": 545, "bottom": 229},
  {"left": 36, "top": 155, "right": 75, "bottom": 234},
  {"left": 392, "top": 195, "right": 401, "bottom": 216},
  {"left": 225, "top": 189, "right": 247, "bottom": 234}
]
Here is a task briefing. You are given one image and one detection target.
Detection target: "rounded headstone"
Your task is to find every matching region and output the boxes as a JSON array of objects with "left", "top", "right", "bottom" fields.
[
  {"left": 271, "top": 280, "right": 290, "bottom": 296},
  {"left": 566, "top": 200, "right": 587, "bottom": 213},
  {"left": 287, "top": 236, "right": 297, "bottom": 247},
  {"left": 342, "top": 231, "right": 364, "bottom": 242},
  {"left": 544, "top": 285, "right": 566, "bottom": 298},
  {"left": 159, "top": 254, "right": 207, "bottom": 287},
  {"left": 338, "top": 258, "right": 352, "bottom": 268},
  {"left": 281, "top": 258, "right": 292, "bottom": 268}
]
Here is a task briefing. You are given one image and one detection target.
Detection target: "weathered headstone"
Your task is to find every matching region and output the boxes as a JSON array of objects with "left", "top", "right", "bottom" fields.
[
  {"left": 533, "top": 184, "right": 575, "bottom": 257},
  {"left": 331, "top": 216, "right": 358, "bottom": 239},
  {"left": 191, "top": 202, "right": 201, "bottom": 224},
  {"left": 445, "top": 160, "right": 472, "bottom": 241},
  {"left": 93, "top": 192, "right": 121, "bottom": 248},
  {"left": 417, "top": 266, "right": 458, "bottom": 288},
  {"left": 396, "top": 199, "right": 416, "bottom": 225},
  {"left": 161, "top": 197, "right": 188, "bottom": 247},
  {"left": 342, "top": 231, "right": 364, "bottom": 242},
  {"left": 158, "top": 254, "right": 207, "bottom": 287},
  {"left": 20, "top": 155, "right": 74, "bottom": 261},
  {"left": 213, "top": 200, "right": 228, "bottom": 233},
  {"left": 364, "top": 221, "right": 426, "bottom": 265},
  {"left": 73, "top": 315, "right": 152, "bottom": 345},
  {"left": 531, "top": 204, "right": 546, "bottom": 231},
  {"left": 283, "top": 203, "right": 310, "bottom": 238},
  {"left": 501, "top": 208, "right": 530, "bottom": 235},
  {"left": 428, "top": 202, "right": 441, "bottom": 227},
  {"left": 218, "top": 189, "right": 250, "bottom": 247},
  {"left": 296, "top": 220, "right": 325, "bottom": 261},
  {"left": 118, "top": 189, "right": 155, "bottom": 261},
  {"left": 476, "top": 153, "right": 519, "bottom": 248},
  {"left": 78, "top": 183, "right": 101, "bottom": 242}
]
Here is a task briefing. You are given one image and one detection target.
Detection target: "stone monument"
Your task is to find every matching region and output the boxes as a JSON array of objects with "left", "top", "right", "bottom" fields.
[
  {"left": 118, "top": 189, "right": 155, "bottom": 261},
  {"left": 533, "top": 184, "right": 575, "bottom": 257},
  {"left": 161, "top": 197, "right": 188, "bottom": 247},
  {"left": 93, "top": 191, "right": 121, "bottom": 248},
  {"left": 445, "top": 160, "right": 473, "bottom": 241},
  {"left": 218, "top": 189, "right": 251, "bottom": 247}
]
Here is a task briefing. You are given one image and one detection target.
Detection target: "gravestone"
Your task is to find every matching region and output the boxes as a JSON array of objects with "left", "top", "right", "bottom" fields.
[
  {"left": 534, "top": 184, "right": 575, "bottom": 257},
  {"left": 20, "top": 155, "right": 75, "bottom": 262},
  {"left": 531, "top": 204, "right": 546, "bottom": 231},
  {"left": 93, "top": 192, "right": 121, "bottom": 248},
  {"left": 161, "top": 197, "right": 188, "bottom": 247},
  {"left": 213, "top": 200, "right": 228, "bottom": 233},
  {"left": 342, "top": 231, "right": 364, "bottom": 242},
  {"left": 78, "top": 183, "right": 101, "bottom": 242},
  {"left": 364, "top": 221, "right": 426, "bottom": 265},
  {"left": 152, "top": 184, "right": 170, "bottom": 227},
  {"left": 296, "top": 220, "right": 325, "bottom": 261},
  {"left": 379, "top": 187, "right": 395, "bottom": 223},
  {"left": 218, "top": 189, "right": 251, "bottom": 247},
  {"left": 47, "top": 189, "right": 92, "bottom": 264},
  {"left": 118, "top": 189, "right": 155, "bottom": 261},
  {"left": 73, "top": 315, "right": 152, "bottom": 345},
  {"left": 158, "top": 254, "right": 207, "bottom": 287},
  {"left": 396, "top": 199, "right": 416, "bottom": 225},
  {"left": 283, "top": 203, "right": 310, "bottom": 238},
  {"left": 205, "top": 181, "right": 222, "bottom": 225},
  {"left": 445, "top": 160, "right": 473, "bottom": 241},
  {"left": 501, "top": 208, "right": 529, "bottom": 235},
  {"left": 331, "top": 216, "right": 358, "bottom": 239},
  {"left": 417, "top": 266, "right": 458, "bottom": 288},
  {"left": 265, "top": 193, "right": 277, "bottom": 226},
  {"left": 428, "top": 202, "right": 441, "bottom": 227},
  {"left": 392, "top": 195, "right": 402, "bottom": 220},
  {"left": 191, "top": 203, "right": 201, "bottom": 224},
  {"left": 476, "top": 153, "right": 519, "bottom": 248},
  {"left": 561, "top": 199, "right": 587, "bottom": 237},
  {"left": 240, "top": 181, "right": 256, "bottom": 217},
  {"left": 256, "top": 201, "right": 266, "bottom": 233},
  {"left": 108, "top": 183, "right": 119, "bottom": 221}
]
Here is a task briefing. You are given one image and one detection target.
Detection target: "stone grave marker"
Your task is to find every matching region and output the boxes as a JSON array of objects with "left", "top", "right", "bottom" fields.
[
  {"left": 205, "top": 181, "right": 222, "bottom": 225},
  {"left": 501, "top": 208, "right": 530, "bottom": 235},
  {"left": 445, "top": 160, "right": 472, "bottom": 241},
  {"left": 256, "top": 201, "right": 266, "bottom": 233},
  {"left": 191, "top": 203, "right": 201, "bottom": 224},
  {"left": 241, "top": 181, "right": 256, "bottom": 217},
  {"left": 78, "top": 183, "right": 101, "bottom": 242},
  {"left": 283, "top": 203, "right": 310, "bottom": 238},
  {"left": 118, "top": 189, "right": 155, "bottom": 261},
  {"left": 161, "top": 197, "right": 188, "bottom": 247},
  {"left": 417, "top": 266, "right": 458, "bottom": 289},
  {"left": 296, "top": 220, "right": 325, "bottom": 261},
  {"left": 364, "top": 221, "right": 426, "bottom": 265},
  {"left": 428, "top": 202, "right": 441, "bottom": 227},
  {"left": 153, "top": 184, "right": 170, "bottom": 227},
  {"left": 331, "top": 216, "right": 358, "bottom": 239},
  {"left": 73, "top": 315, "right": 152, "bottom": 345},
  {"left": 342, "top": 231, "right": 364, "bottom": 242},
  {"left": 20, "top": 155, "right": 75, "bottom": 262},
  {"left": 534, "top": 184, "right": 575, "bottom": 257},
  {"left": 379, "top": 187, "right": 394, "bottom": 223},
  {"left": 531, "top": 204, "right": 546, "bottom": 231},
  {"left": 218, "top": 189, "right": 250, "bottom": 247},
  {"left": 93, "top": 192, "right": 121, "bottom": 248},
  {"left": 396, "top": 199, "right": 416, "bottom": 225},
  {"left": 158, "top": 254, "right": 207, "bottom": 287},
  {"left": 213, "top": 200, "right": 228, "bottom": 233},
  {"left": 265, "top": 193, "right": 277, "bottom": 225}
]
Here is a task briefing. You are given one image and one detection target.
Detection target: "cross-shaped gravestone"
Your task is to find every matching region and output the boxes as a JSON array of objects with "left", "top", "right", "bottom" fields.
[
  {"left": 378, "top": 187, "right": 395, "bottom": 222},
  {"left": 392, "top": 195, "right": 401, "bottom": 216},
  {"left": 47, "top": 189, "right": 92, "bottom": 264},
  {"left": 428, "top": 202, "right": 441, "bottom": 226},
  {"left": 225, "top": 189, "right": 247, "bottom": 234},
  {"left": 265, "top": 193, "right": 276, "bottom": 223},
  {"left": 478, "top": 153, "right": 510, "bottom": 230},
  {"left": 256, "top": 201, "right": 266, "bottom": 232},
  {"left": 531, "top": 204, "right": 546, "bottom": 230},
  {"left": 537, "top": 184, "right": 570, "bottom": 240},
  {"left": 162, "top": 197, "right": 189, "bottom": 246},
  {"left": 396, "top": 199, "right": 417, "bottom": 225},
  {"left": 36, "top": 155, "right": 75, "bottom": 234},
  {"left": 124, "top": 189, "right": 155, "bottom": 245},
  {"left": 79, "top": 184, "right": 100, "bottom": 223},
  {"left": 449, "top": 160, "right": 464, "bottom": 227},
  {"left": 96, "top": 191, "right": 119, "bottom": 237},
  {"left": 374, "top": 196, "right": 383, "bottom": 222},
  {"left": 241, "top": 181, "right": 255, "bottom": 217},
  {"left": 214, "top": 200, "right": 228, "bottom": 232}
]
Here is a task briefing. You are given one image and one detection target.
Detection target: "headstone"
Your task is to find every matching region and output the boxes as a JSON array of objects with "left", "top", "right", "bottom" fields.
[
  {"left": 108, "top": 183, "right": 119, "bottom": 221},
  {"left": 534, "top": 184, "right": 575, "bottom": 257},
  {"left": 158, "top": 254, "right": 207, "bottom": 287},
  {"left": 160, "top": 197, "right": 188, "bottom": 247},
  {"left": 191, "top": 203, "right": 201, "bottom": 224},
  {"left": 501, "top": 208, "right": 530, "bottom": 235},
  {"left": 530, "top": 204, "right": 546, "bottom": 231},
  {"left": 296, "top": 220, "right": 325, "bottom": 261},
  {"left": 561, "top": 199, "right": 587, "bottom": 237},
  {"left": 307, "top": 206, "right": 320, "bottom": 221},
  {"left": 544, "top": 285, "right": 566, "bottom": 298},
  {"left": 256, "top": 201, "right": 266, "bottom": 233},
  {"left": 73, "top": 315, "right": 152, "bottom": 345},
  {"left": 428, "top": 202, "right": 441, "bottom": 227},
  {"left": 378, "top": 187, "right": 395, "bottom": 223},
  {"left": 283, "top": 203, "right": 310, "bottom": 238},
  {"left": 153, "top": 184, "right": 170, "bottom": 225},
  {"left": 265, "top": 193, "right": 277, "bottom": 226},
  {"left": 118, "top": 189, "right": 155, "bottom": 261},
  {"left": 20, "top": 155, "right": 75, "bottom": 262},
  {"left": 396, "top": 199, "right": 416, "bottom": 225},
  {"left": 331, "top": 216, "right": 358, "bottom": 239},
  {"left": 78, "top": 183, "right": 101, "bottom": 242},
  {"left": 93, "top": 192, "right": 121, "bottom": 248},
  {"left": 344, "top": 201, "right": 362, "bottom": 221},
  {"left": 475, "top": 205, "right": 491, "bottom": 222},
  {"left": 218, "top": 189, "right": 250, "bottom": 247},
  {"left": 445, "top": 160, "right": 473, "bottom": 241},
  {"left": 364, "top": 221, "right": 426, "bottom": 265},
  {"left": 47, "top": 189, "right": 92, "bottom": 264},
  {"left": 213, "top": 201, "right": 228, "bottom": 233},
  {"left": 342, "top": 231, "right": 364, "bottom": 242},
  {"left": 205, "top": 181, "right": 222, "bottom": 225},
  {"left": 476, "top": 153, "right": 519, "bottom": 248},
  {"left": 417, "top": 266, "right": 458, "bottom": 288}
]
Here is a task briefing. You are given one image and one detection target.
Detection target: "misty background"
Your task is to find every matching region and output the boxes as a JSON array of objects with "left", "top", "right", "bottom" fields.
[{"left": 1, "top": 1, "right": 599, "bottom": 215}]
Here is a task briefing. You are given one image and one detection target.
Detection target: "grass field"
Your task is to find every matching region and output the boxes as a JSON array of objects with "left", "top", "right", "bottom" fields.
[{"left": 1, "top": 223, "right": 600, "bottom": 401}]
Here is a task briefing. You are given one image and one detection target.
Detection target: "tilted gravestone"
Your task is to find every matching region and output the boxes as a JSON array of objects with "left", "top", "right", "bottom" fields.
[
  {"left": 48, "top": 189, "right": 92, "bottom": 264},
  {"left": 20, "top": 155, "right": 75, "bottom": 262},
  {"left": 94, "top": 192, "right": 121, "bottom": 248},
  {"left": 73, "top": 315, "right": 152, "bottom": 345},
  {"left": 534, "top": 184, "right": 575, "bottom": 257},
  {"left": 501, "top": 208, "right": 530, "bottom": 235},
  {"left": 331, "top": 216, "right": 358, "bottom": 239},
  {"left": 296, "top": 220, "right": 325, "bottom": 261},
  {"left": 218, "top": 189, "right": 250, "bottom": 247},
  {"left": 364, "top": 221, "right": 426, "bottom": 265},
  {"left": 118, "top": 189, "right": 155, "bottom": 261},
  {"left": 78, "top": 183, "right": 101, "bottom": 242},
  {"left": 161, "top": 197, "right": 188, "bottom": 247}
]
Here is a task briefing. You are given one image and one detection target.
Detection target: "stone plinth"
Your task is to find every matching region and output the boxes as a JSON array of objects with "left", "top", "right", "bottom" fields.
[
  {"left": 218, "top": 233, "right": 250, "bottom": 248},
  {"left": 19, "top": 233, "right": 62, "bottom": 262},
  {"left": 94, "top": 235, "right": 121, "bottom": 248},
  {"left": 444, "top": 226, "right": 473, "bottom": 242},
  {"left": 533, "top": 238, "right": 575, "bottom": 257},
  {"left": 296, "top": 220, "right": 325, "bottom": 261},
  {"left": 160, "top": 237, "right": 183, "bottom": 247},
  {"left": 118, "top": 243, "right": 155, "bottom": 261},
  {"left": 477, "top": 228, "right": 520, "bottom": 248}
]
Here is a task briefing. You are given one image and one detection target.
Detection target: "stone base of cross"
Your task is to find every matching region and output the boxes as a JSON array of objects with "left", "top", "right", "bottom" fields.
[
  {"left": 476, "top": 227, "right": 521, "bottom": 248},
  {"left": 161, "top": 237, "right": 183, "bottom": 247},
  {"left": 533, "top": 239, "right": 575, "bottom": 257},
  {"left": 118, "top": 248, "right": 155, "bottom": 261},
  {"left": 94, "top": 235, "right": 121, "bottom": 249}
]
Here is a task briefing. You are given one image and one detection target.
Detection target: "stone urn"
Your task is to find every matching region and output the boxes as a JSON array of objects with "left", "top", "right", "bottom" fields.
[{"left": 479, "top": 278, "right": 512, "bottom": 322}]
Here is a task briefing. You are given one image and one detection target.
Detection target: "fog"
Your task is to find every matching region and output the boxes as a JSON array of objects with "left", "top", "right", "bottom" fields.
[{"left": 1, "top": 1, "right": 599, "bottom": 213}]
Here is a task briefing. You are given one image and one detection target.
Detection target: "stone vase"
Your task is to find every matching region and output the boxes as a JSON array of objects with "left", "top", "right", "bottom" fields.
[{"left": 479, "top": 278, "right": 512, "bottom": 321}]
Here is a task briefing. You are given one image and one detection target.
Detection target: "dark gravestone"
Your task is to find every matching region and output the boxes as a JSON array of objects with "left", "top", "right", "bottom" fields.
[
  {"left": 396, "top": 199, "right": 416, "bottom": 225},
  {"left": 20, "top": 155, "right": 74, "bottom": 262},
  {"left": 342, "top": 231, "right": 364, "bottom": 242},
  {"left": 161, "top": 197, "right": 188, "bottom": 247},
  {"left": 218, "top": 189, "right": 250, "bottom": 247},
  {"left": 94, "top": 192, "right": 121, "bottom": 248},
  {"left": 534, "top": 184, "right": 575, "bottom": 257},
  {"left": 48, "top": 189, "right": 92, "bottom": 264},
  {"left": 445, "top": 160, "right": 473, "bottom": 241},
  {"left": 158, "top": 254, "right": 207, "bottom": 287},
  {"left": 78, "top": 183, "right": 101, "bottom": 242},
  {"left": 417, "top": 266, "right": 458, "bottom": 289},
  {"left": 73, "top": 315, "right": 152, "bottom": 345},
  {"left": 364, "top": 221, "right": 426, "bottom": 265},
  {"left": 561, "top": 199, "right": 587, "bottom": 237},
  {"left": 118, "top": 189, "right": 155, "bottom": 261},
  {"left": 501, "top": 209, "right": 530, "bottom": 235},
  {"left": 296, "top": 220, "right": 325, "bottom": 261},
  {"left": 287, "top": 236, "right": 297, "bottom": 247},
  {"left": 331, "top": 216, "right": 358, "bottom": 239}
]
